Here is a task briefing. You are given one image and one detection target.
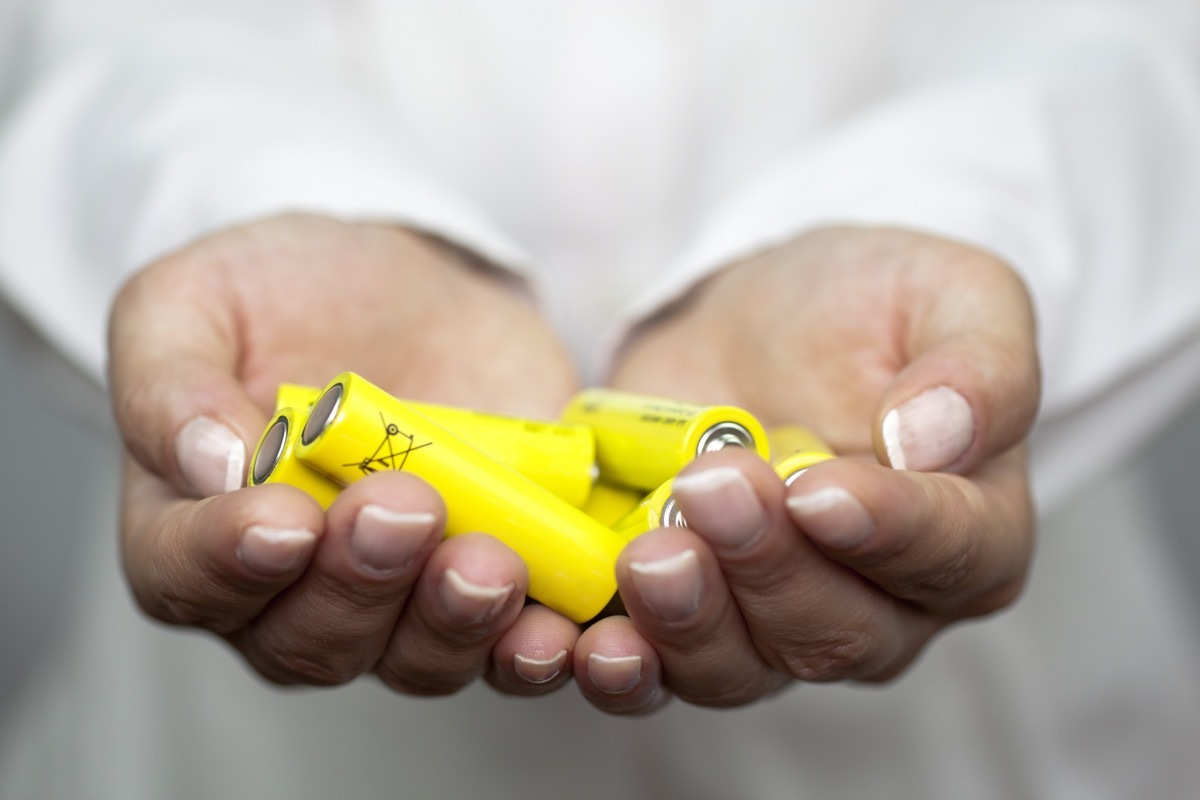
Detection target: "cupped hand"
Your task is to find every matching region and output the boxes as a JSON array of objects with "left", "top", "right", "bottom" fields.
[
  {"left": 575, "top": 226, "right": 1040, "bottom": 713},
  {"left": 109, "top": 213, "right": 582, "bottom": 696}
]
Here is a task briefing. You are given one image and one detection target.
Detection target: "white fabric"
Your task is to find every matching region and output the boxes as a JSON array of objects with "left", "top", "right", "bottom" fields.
[{"left": 1, "top": 1, "right": 1199, "bottom": 798}]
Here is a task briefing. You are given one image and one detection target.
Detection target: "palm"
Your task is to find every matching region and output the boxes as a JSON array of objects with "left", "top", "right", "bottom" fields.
[
  {"left": 185, "top": 214, "right": 579, "bottom": 420},
  {"left": 609, "top": 225, "right": 1032, "bottom": 470},
  {"left": 611, "top": 228, "right": 952, "bottom": 458}
]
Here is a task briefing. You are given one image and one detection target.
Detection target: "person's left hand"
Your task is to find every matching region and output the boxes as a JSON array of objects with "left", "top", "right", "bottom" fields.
[{"left": 571, "top": 226, "right": 1039, "bottom": 714}]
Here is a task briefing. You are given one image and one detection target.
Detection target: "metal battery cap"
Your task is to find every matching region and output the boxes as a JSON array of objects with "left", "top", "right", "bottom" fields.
[
  {"left": 696, "top": 421, "right": 755, "bottom": 455},
  {"left": 659, "top": 494, "right": 688, "bottom": 528},
  {"left": 251, "top": 415, "right": 289, "bottom": 485},
  {"left": 302, "top": 382, "right": 344, "bottom": 446}
]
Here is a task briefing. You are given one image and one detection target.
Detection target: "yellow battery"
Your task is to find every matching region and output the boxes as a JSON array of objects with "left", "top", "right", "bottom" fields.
[
  {"left": 275, "top": 383, "right": 322, "bottom": 413},
  {"left": 275, "top": 383, "right": 596, "bottom": 508},
  {"left": 293, "top": 372, "right": 627, "bottom": 623},
  {"left": 611, "top": 479, "right": 688, "bottom": 543},
  {"left": 768, "top": 425, "right": 836, "bottom": 485},
  {"left": 247, "top": 407, "right": 342, "bottom": 509},
  {"left": 560, "top": 388, "right": 769, "bottom": 491},
  {"left": 580, "top": 481, "right": 643, "bottom": 527}
]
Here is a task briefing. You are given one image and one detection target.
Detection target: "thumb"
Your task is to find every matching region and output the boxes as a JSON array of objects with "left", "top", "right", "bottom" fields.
[
  {"left": 873, "top": 256, "right": 1041, "bottom": 474},
  {"left": 107, "top": 257, "right": 266, "bottom": 498}
]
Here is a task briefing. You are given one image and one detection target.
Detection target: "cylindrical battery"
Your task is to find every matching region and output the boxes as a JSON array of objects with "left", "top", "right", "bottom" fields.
[
  {"left": 768, "top": 425, "right": 836, "bottom": 485},
  {"left": 580, "top": 481, "right": 643, "bottom": 527},
  {"left": 560, "top": 388, "right": 769, "bottom": 491},
  {"left": 293, "top": 372, "right": 627, "bottom": 623},
  {"left": 611, "top": 479, "right": 688, "bottom": 543},
  {"left": 275, "top": 383, "right": 323, "bottom": 414},
  {"left": 275, "top": 383, "right": 596, "bottom": 508},
  {"left": 247, "top": 407, "right": 342, "bottom": 509},
  {"left": 613, "top": 426, "right": 834, "bottom": 538}
]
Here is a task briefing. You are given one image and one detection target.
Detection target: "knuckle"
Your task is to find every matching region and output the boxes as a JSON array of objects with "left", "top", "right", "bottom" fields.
[
  {"left": 147, "top": 590, "right": 229, "bottom": 634},
  {"left": 898, "top": 536, "right": 979, "bottom": 600},
  {"left": 315, "top": 571, "right": 403, "bottom": 615},
  {"left": 260, "top": 642, "right": 364, "bottom": 687},
  {"left": 673, "top": 684, "right": 751, "bottom": 709},
  {"left": 962, "top": 573, "right": 1028, "bottom": 619},
  {"left": 248, "top": 614, "right": 383, "bottom": 687},
  {"left": 375, "top": 662, "right": 477, "bottom": 697},
  {"left": 777, "top": 628, "right": 877, "bottom": 683},
  {"left": 135, "top": 563, "right": 239, "bottom": 635},
  {"left": 112, "top": 373, "right": 156, "bottom": 439},
  {"left": 112, "top": 380, "right": 180, "bottom": 481},
  {"left": 674, "top": 670, "right": 786, "bottom": 709},
  {"left": 276, "top": 657, "right": 359, "bottom": 687}
]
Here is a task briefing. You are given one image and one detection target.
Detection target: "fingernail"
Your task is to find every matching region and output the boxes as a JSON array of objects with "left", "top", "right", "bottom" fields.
[
  {"left": 882, "top": 386, "right": 973, "bottom": 471},
  {"left": 787, "top": 487, "right": 873, "bottom": 550},
  {"left": 670, "top": 467, "right": 766, "bottom": 550},
  {"left": 513, "top": 649, "right": 568, "bottom": 685},
  {"left": 176, "top": 416, "right": 245, "bottom": 496},
  {"left": 351, "top": 505, "right": 437, "bottom": 574},
  {"left": 628, "top": 549, "right": 703, "bottom": 622},
  {"left": 587, "top": 654, "right": 642, "bottom": 695},
  {"left": 440, "top": 568, "right": 515, "bottom": 625},
  {"left": 237, "top": 525, "right": 317, "bottom": 575}
]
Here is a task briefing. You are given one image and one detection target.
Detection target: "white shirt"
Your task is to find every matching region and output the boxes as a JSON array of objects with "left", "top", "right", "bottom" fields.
[{"left": 1, "top": 2, "right": 1199, "bottom": 797}]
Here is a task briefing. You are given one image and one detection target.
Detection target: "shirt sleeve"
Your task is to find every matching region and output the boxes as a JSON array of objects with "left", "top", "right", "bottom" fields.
[
  {"left": 0, "top": 0, "right": 529, "bottom": 382},
  {"left": 611, "top": 4, "right": 1200, "bottom": 510}
]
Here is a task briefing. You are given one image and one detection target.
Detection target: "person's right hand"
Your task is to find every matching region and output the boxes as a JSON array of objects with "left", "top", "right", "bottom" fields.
[{"left": 109, "top": 213, "right": 584, "bottom": 696}]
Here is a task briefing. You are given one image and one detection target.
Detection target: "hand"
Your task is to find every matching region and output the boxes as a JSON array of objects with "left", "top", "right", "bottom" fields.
[
  {"left": 109, "top": 213, "right": 583, "bottom": 696},
  {"left": 574, "top": 226, "right": 1039, "bottom": 713}
]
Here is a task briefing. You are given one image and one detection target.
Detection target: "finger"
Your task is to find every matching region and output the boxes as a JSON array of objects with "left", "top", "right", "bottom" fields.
[
  {"left": 574, "top": 616, "right": 671, "bottom": 716},
  {"left": 615, "top": 528, "right": 784, "bottom": 707},
  {"left": 671, "top": 449, "right": 937, "bottom": 683},
  {"left": 874, "top": 244, "right": 1040, "bottom": 473},
  {"left": 486, "top": 604, "right": 580, "bottom": 696},
  {"left": 786, "top": 450, "right": 1034, "bottom": 617},
  {"left": 374, "top": 533, "right": 528, "bottom": 696},
  {"left": 234, "top": 472, "right": 445, "bottom": 686},
  {"left": 108, "top": 252, "right": 264, "bottom": 498},
  {"left": 120, "top": 456, "right": 323, "bottom": 634}
]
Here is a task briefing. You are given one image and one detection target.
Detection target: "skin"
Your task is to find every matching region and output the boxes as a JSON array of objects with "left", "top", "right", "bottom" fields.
[
  {"left": 580, "top": 226, "right": 1040, "bottom": 713},
  {"left": 108, "top": 217, "right": 1040, "bottom": 712},
  {"left": 109, "top": 213, "right": 583, "bottom": 696}
]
